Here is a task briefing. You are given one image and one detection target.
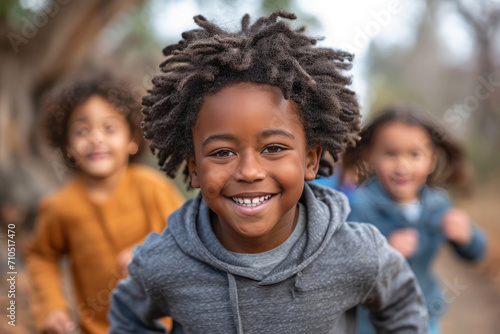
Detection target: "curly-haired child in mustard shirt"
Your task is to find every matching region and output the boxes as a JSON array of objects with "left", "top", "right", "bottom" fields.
[{"left": 25, "top": 72, "right": 184, "bottom": 334}]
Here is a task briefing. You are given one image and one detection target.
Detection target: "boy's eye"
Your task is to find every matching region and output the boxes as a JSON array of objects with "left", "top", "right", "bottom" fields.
[
  {"left": 262, "top": 145, "right": 284, "bottom": 154},
  {"left": 411, "top": 151, "right": 421, "bottom": 158},
  {"left": 209, "top": 149, "right": 235, "bottom": 157},
  {"left": 384, "top": 151, "right": 396, "bottom": 157}
]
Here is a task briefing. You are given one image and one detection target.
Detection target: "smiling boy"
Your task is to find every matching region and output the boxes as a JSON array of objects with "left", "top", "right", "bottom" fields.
[
  {"left": 189, "top": 83, "right": 318, "bottom": 254},
  {"left": 109, "top": 10, "right": 429, "bottom": 333}
]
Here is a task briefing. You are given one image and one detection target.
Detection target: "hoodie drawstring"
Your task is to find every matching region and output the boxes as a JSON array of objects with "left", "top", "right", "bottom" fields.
[
  {"left": 227, "top": 273, "right": 244, "bottom": 334},
  {"left": 291, "top": 271, "right": 303, "bottom": 299}
]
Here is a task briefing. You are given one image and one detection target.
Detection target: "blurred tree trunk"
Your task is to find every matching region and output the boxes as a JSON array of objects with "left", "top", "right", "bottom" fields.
[
  {"left": 0, "top": 0, "right": 143, "bottom": 205},
  {"left": 454, "top": 0, "right": 500, "bottom": 149}
]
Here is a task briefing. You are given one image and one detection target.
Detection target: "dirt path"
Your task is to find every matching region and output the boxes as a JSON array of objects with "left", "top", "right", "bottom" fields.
[
  {"left": 435, "top": 176, "right": 500, "bottom": 334},
  {"left": 435, "top": 247, "right": 500, "bottom": 334}
]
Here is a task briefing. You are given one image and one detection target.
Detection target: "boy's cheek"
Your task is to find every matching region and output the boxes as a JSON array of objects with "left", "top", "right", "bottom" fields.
[
  {"left": 275, "top": 156, "right": 306, "bottom": 179},
  {"left": 199, "top": 167, "right": 233, "bottom": 200}
]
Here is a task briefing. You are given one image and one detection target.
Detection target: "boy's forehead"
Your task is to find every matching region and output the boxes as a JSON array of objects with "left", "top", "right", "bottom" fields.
[
  {"left": 196, "top": 82, "right": 301, "bottom": 124},
  {"left": 191, "top": 86, "right": 306, "bottom": 151}
]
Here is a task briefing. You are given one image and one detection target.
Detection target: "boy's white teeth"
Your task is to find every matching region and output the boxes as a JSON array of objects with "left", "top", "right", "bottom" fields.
[{"left": 232, "top": 195, "right": 272, "bottom": 207}]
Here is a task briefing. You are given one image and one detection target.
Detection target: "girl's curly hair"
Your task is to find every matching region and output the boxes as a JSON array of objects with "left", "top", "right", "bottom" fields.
[{"left": 142, "top": 9, "right": 361, "bottom": 182}]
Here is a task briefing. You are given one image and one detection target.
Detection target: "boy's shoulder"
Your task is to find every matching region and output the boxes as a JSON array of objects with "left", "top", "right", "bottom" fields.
[
  {"left": 330, "top": 220, "right": 387, "bottom": 259},
  {"left": 130, "top": 226, "right": 199, "bottom": 284},
  {"left": 285, "top": 221, "right": 392, "bottom": 303},
  {"left": 132, "top": 230, "right": 171, "bottom": 260},
  {"left": 325, "top": 220, "right": 405, "bottom": 287}
]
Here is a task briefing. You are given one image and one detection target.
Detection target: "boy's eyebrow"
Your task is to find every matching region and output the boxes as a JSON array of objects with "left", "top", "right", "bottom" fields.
[
  {"left": 259, "top": 129, "right": 295, "bottom": 140},
  {"left": 202, "top": 130, "right": 295, "bottom": 147},
  {"left": 202, "top": 134, "right": 236, "bottom": 147}
]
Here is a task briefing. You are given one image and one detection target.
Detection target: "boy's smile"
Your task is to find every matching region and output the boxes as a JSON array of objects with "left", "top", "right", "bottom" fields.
[{"left": 188, "top": 82, "right": 321, "bottom": 253}]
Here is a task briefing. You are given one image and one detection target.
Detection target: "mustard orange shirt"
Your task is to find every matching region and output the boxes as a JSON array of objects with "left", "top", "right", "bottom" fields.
[{"left": 25, "top": 165, "right": 184, "bottom": 334}]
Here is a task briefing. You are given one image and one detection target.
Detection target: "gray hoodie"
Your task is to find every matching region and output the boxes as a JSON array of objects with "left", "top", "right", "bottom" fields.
[{"left": 108, "top": 183, "right": 428, "bottom": 333}]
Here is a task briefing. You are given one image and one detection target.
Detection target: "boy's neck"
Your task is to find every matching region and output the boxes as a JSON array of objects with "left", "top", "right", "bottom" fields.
[
  {"left": 82, "top": 166, "right": 128, "bottom": 203},
  {"left": 210, "top": 204, "right": 299, "bottom": 254}
]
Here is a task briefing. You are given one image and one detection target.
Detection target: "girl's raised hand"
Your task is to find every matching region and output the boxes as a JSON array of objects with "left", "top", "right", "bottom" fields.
[
  {"left": 442, "top": 208, "right": 472, "bottom": 246},
  {"left": 388, "top": 228, "right": 419, "bottom": 258}
]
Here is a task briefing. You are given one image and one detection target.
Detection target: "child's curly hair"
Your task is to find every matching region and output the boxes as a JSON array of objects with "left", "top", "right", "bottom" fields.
[
  {"left": 141, "top": 9, "right": 361, "bottom": 182},
  {"left": 43, "top": 71, "right": 144, "bottom": 167}
]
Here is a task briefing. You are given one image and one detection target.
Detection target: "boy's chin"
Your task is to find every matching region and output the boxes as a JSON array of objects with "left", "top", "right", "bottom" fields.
[{"left": 232, "top": 221, "right": 276, "bottom": 239}]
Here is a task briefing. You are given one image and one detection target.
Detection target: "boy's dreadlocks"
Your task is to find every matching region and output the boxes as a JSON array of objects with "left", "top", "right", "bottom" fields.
[{"left": 142, "top": 9, "right": 360, "bottom": 181}]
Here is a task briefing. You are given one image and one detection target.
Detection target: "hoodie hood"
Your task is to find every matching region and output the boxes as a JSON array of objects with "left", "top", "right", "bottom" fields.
[{"left": 168, "top": 182, "right": 350, "bottom": 285}]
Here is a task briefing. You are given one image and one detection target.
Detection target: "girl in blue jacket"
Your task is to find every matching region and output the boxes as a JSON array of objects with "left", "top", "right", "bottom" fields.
[{"left": 344, "top": 105, "right": 487, "bottom": 334}]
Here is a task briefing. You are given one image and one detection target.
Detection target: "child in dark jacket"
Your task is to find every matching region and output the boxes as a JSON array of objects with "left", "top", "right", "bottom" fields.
[
  {"left": 344, "top": 105, "right": 487, "bottom": 334},
  {"left": 108, "top": 11, "right": 429, "bottom": 333}
]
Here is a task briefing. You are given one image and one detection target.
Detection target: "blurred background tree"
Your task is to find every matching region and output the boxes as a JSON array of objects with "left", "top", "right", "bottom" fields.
[{"left": 0, "top": 0, "right": 146, "bottom": 209}]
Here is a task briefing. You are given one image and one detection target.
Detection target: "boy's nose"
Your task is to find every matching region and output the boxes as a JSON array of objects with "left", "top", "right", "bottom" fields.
[{"left": 235, "top": 152, "right": 265, "bottom": 183}]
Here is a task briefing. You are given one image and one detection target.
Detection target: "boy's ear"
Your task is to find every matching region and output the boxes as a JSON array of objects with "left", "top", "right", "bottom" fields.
[
  {"left": 187, "top": 157, "right": 200, "bottom": 188},
  {"left": 304, "top": 146, "right": 322, "bottom": 181},
  {"left": 128, "top": 141, "right": 139, "bottom": 155}
]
